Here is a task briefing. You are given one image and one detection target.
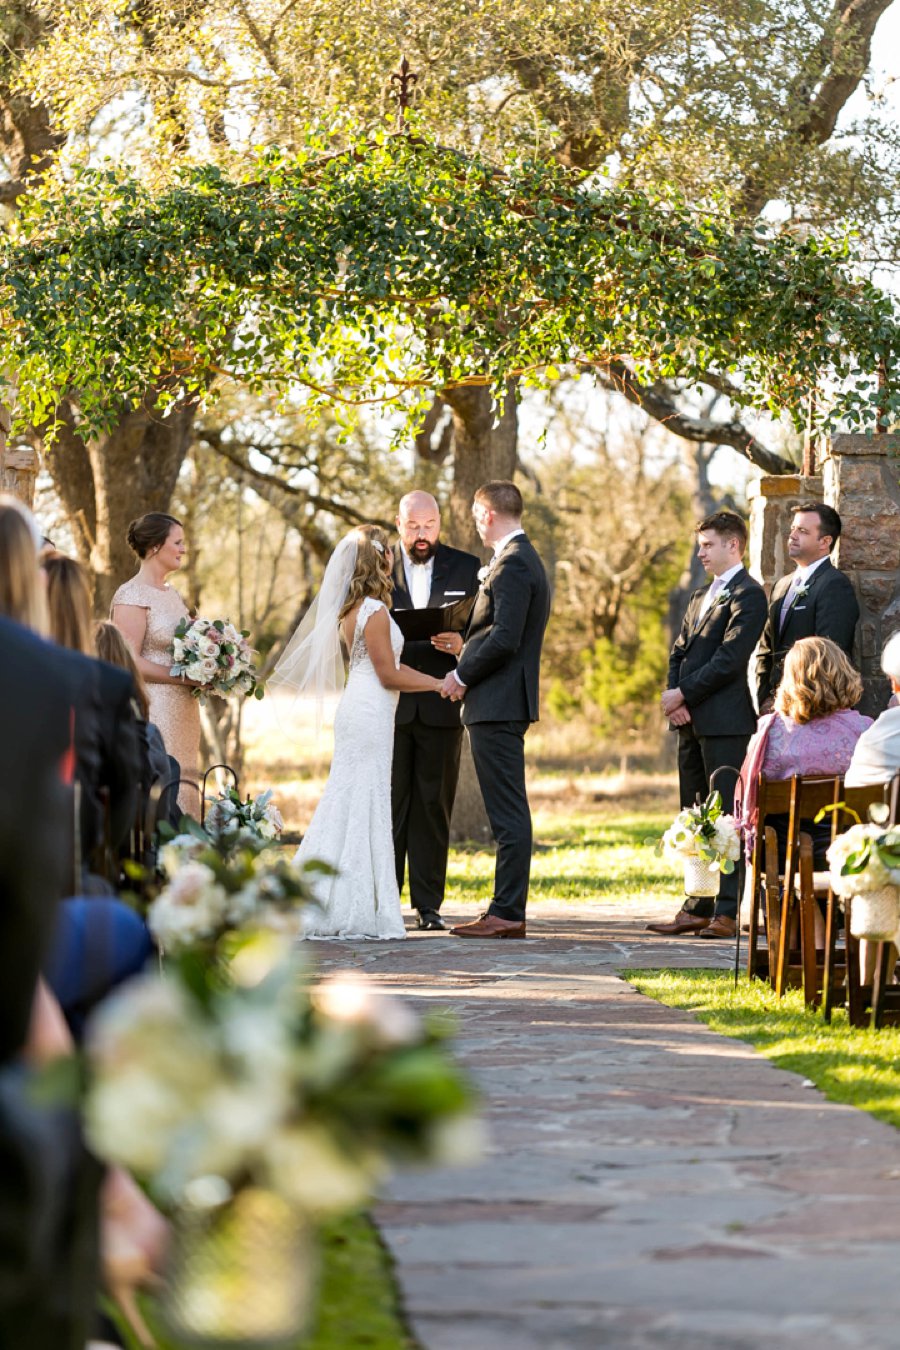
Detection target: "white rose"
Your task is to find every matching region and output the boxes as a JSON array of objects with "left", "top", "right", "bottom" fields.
[
  {"left": 199, "top": 657, "right": 219, "bottom": 682},
  {"left": 263, "top": 1125, "right": 378, "bottom": 1216}
]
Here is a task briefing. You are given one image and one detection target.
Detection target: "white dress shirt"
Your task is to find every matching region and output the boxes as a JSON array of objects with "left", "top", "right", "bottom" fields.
[
  {"left": 697, "top": 563, "right": 744, "bottom": 621},
  {"left": 402, "top": 547, "right": 434, "bottom": 609}
]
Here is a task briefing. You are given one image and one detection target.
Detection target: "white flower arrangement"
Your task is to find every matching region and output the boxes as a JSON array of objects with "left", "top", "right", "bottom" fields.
[
  {"left": 204, "top": 787, "right": 284, "bottom": 849},
  {"left": 170, "top": 616, "right": 263, "bottom": 703},
  {"left": 148, "top": 839, "right": 312, "bottom": 954},
  {"left": 827, "top": 822, "right": 900, "bottom": 898},
  {"left": 713, "top": 587, "right": 732, "bottom": 608},
  {"left": 84, "top": 954, "right": 482, "bottom": 1212},
  {"left": 658, "top": 790, "right": 741, "bottom": 874}
]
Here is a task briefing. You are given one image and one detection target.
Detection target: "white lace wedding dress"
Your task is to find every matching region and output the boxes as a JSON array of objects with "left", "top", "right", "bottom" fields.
[{"left": 295, "top": 596, "right": 407, "bottom": 940}]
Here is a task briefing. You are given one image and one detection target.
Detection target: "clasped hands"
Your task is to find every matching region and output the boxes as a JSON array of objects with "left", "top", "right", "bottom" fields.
[
  {"left": 660, "top": 686, "right": 691, "bottom": 726},
  {"left": 431, "top": 631, "right": 464, "bottom": 701}
]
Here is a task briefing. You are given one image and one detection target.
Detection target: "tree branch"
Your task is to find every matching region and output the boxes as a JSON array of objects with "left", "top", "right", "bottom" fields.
[{"left": 593, "top": 361, "right": 795, "bottom": 475}]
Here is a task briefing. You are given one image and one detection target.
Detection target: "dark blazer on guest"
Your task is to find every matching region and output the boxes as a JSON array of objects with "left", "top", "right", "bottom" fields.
[
  {"left": 756, "top": 557, "right": 860, "bottom": 709},
  {"left": 0, "top": 617, "right": 72, "bottom": 1061},
  {"left": 457, "top": 534, "right": 551, "bottom": 725},
  {"left": 392, "top": 542, "right": 480, "bottom": 729},
  {"left": 669, "top": 567, "right": 768, "bottom": 737}
]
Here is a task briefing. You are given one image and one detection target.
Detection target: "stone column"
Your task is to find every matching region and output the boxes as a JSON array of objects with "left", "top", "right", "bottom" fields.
[
  {"left": 821, "top": 433, "right": 900, "bottom": 715},
  {"left": 746, "top": 473, "right": 822, "bottom": 594},
  {"left": 0, "top": 406, "right": 40, "bottom": 508}
]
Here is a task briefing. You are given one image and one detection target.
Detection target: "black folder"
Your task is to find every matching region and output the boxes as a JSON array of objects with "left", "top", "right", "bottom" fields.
[{"left": 392, "top": 595, "right": 475, "bottom": 641}]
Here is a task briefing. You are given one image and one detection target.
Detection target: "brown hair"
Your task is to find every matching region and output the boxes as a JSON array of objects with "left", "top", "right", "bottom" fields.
[
  {"left": 697, "top": 509, "right": 748, "bottom": 552},
  {"left": 41, "top": 552, "right": 94, "bottom": 655},
  {"left": 126, "top": 512, "right": 182, "bottom": 559},
  {"left": 775, "top": 636, "right": 863, "bottom": 724},
  {"left": 0, "top": 504, "right": 47, "bottom": 634},
  {"left": 338, "top": 525, "right": 393, "bottom": 623},
  {"left": 474, "top": 481, "right": 523, "bottom": 519},
  {"left": 95, "top": 619, "right": 149, "bottom": 719}
]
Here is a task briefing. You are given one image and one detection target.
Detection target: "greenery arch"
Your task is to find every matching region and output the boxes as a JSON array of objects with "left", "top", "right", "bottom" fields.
[{"left": 1, "top": 126, "right": 897, "bottom": 446}]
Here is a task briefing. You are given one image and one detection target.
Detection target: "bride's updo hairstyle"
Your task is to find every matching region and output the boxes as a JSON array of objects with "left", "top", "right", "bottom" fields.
[
  {"left": 126, "top": 511, "right": 182, "bottom": 559},
  {"left": 338, "top": 524, "right": 393, "bottom": 621}
]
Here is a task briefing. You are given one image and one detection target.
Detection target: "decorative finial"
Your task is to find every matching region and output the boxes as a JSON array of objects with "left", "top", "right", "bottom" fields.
[{"left": 390, "top": 56, "right": 418, "bottom": 131}]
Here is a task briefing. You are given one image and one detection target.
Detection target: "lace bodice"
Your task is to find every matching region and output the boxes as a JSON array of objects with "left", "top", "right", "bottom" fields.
[{"left": 347, "top": 597, "right": 403, "bottom": 675}]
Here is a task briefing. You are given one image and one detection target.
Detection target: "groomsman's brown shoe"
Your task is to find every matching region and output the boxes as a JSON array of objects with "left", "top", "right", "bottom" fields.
[
  {"left": 698, "top": 915, "right": 737, "bottom": 939},
  {"left": 450, "top": 912, "right": 526, "bottom": 939},
  {"left": 646, "top": 909, "right": 711, "bottom": 936}
]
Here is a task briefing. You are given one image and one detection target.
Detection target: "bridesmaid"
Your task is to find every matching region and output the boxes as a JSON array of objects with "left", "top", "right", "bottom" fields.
[{"left": 111, "top": 512, "right": 201, "bottom": 816}]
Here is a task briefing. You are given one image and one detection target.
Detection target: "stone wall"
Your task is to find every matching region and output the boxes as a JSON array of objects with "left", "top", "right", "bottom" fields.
[
  {"left": 0, "top": 406, "right": 40, "bottom": 508},
  {"left": 822, "top": 433, "right": 900, "bottom": 714}
]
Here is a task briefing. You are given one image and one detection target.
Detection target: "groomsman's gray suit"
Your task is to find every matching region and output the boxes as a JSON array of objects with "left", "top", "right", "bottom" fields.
[{"left": 456, "top": 534, "right": 550, "bottom": 923}]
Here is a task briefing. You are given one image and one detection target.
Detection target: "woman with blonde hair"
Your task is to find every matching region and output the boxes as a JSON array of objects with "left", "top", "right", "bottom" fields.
[
  {"left": 0, "top": 497, "right": 48, "bottom": 633},
  {"left": 740, "top": 636, "right": 872, "bottom": 871},
  {"left": 270, "top": 523, "right": 445, "bottom": 939}
]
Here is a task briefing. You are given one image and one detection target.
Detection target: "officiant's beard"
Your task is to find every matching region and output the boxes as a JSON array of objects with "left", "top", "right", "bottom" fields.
[{"left": 409, "top": 540, "right": 437, "bottom": 564}]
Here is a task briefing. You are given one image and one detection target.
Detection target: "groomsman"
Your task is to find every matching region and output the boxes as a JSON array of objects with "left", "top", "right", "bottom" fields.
[
  {"left": 649, "top": 510, "right": 767, "bottom": 940},
  {"left": 391, "top": 491, "right": 480, "bottom": 930},
  {"left": 441, "top": 482, "right": 550, "bottom": 939},
  {"left": 756, "top": 502, "right": 859, "bottom": 711}
]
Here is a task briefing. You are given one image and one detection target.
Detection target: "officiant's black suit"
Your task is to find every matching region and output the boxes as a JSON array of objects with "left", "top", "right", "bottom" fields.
[
  {"left": 756, "top": 558, "right": 859, "bottom": 709},
  {"left": 456, "top": 534, "right": 551, "bottom": 924},
  {"left": 391, "top": 543, "right": 480, "bottom": 915},
  {"left": 668, "top": 568, "right": 768, "bottom": 919}
]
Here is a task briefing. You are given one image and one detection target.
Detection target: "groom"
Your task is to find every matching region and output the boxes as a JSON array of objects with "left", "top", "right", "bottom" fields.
[{"left": 441, "top": 481, "right": 550, "bottom": 938}]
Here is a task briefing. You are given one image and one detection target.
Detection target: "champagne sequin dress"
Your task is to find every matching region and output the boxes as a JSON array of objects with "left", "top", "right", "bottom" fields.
[{"left": 111, "top": 578, "right": 201, "bottom": 816}]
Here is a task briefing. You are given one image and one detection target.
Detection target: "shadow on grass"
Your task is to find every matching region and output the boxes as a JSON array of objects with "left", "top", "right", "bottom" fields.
[{"left": 629, "top": 968, "right": 900, "bottom": 1132}]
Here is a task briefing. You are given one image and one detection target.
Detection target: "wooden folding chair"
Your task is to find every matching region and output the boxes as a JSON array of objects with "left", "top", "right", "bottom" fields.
[
  {"left": 774, "top": 775, "right": 838, "bottom": 998},
  {"left": 745, "top": 776, "right": 793, "bottom": 982},
  {"left": 821, "top": 780, "right": 888, "bottom": 1024}
]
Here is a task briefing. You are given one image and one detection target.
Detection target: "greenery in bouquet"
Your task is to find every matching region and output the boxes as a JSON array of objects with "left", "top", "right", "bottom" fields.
[
  {"left": 84, "top": 945, "right": 482, "bottom": 1217},
  {"left": 169, "top": 615, "right": 264, "bottom": 703},
  {"left": 826, "top": 820, "right": 900, "bottom": 898},
  {"left": 656, "top": 790, "right": 741, "bottom": 874},
  {"left": 149, "top": 825, "right": 323, "bottom": 954},
  {"left": 203, "top": 786, "right": 284, "bottom": 851}
]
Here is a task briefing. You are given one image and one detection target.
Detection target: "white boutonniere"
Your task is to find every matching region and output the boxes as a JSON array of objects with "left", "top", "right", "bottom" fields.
[
  {"left": 794, "top": 582, "right": 810, "bottom": 600},
  {"left": 713, "top": 588, "right": 731, "bottom": 608},
  {"left": 477, "top": 563, "right": 494, "bottom": 587}
]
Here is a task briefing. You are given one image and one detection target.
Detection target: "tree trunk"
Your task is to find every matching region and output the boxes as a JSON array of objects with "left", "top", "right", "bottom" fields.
[
  {"left": 39, "top": 398, "right": 197, "bottom": 613},
  {"left": 443, "top": 382, "right": 518, "bottom": 553},
  {"left": 450, "top": 732, "right": 493, "bottom": 845}
]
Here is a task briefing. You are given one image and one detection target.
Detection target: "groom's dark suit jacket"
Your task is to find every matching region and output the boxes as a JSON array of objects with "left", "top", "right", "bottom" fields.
[
  {"left": 669, "top": 568, "right": 767, "bottom": 736},
  {"left": 392, "top": 543, "right": 480, "bottom": 729},
  {"left": 457, "top": 533, "right": 550, "bottom": 724},
  {"left": 756, "top": 557, "right": 859, "bottom": 708}
]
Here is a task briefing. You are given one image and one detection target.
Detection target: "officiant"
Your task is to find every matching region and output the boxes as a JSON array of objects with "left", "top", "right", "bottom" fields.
[{"left": 391, "top": 491, "right": 480, "bottom": 930}]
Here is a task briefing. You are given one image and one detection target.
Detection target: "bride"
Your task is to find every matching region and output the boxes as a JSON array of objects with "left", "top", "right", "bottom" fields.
[{"left": 270, "top": 524, "right": 444, "bottom": 939}]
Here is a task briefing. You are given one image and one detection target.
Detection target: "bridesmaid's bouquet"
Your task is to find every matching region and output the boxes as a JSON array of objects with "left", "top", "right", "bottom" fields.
[{"left": 170, "top": 615, "right": 263, "bottom": 701}]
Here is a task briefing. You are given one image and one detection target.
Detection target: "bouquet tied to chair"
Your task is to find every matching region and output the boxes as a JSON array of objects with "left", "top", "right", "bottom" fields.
[{"left": 826, "top": 808, "right": 900, "bottom": 941}]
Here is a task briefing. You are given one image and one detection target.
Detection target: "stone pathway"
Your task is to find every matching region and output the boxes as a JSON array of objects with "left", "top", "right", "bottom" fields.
[{"left": 314, "top": 898, "right": 900, "bottom": 1349}]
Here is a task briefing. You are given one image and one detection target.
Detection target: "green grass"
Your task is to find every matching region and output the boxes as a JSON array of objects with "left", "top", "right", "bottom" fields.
[
  {"left": 446, "top": 808, "right": 681, "bottom": 906},
  {"left": 629, "top": 968, "right": 900, "bottom": 1130},
  {"left": 109, "top": 1213, "right": 416, "bottom": 1349}
]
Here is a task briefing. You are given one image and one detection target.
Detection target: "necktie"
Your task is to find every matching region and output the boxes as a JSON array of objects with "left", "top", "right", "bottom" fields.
[
  {"left": 779, "top": 573, "right": 803, "bottom": 633},
  {"left": 410, "top": 563, "right": 430, "bottom": 610},
  {"left": 696, "top": 577, "right": 722, "bottom": 627}
]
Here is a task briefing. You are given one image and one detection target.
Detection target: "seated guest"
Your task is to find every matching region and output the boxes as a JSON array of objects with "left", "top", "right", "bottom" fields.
[
  {"left": 845, "top": 632, "right": 900, "bottom": 787},
  {"left": 740, "top": 637, "right": 872, "bottom": 869},
  {"left": 95, "top": 620, "right": 181, "bottom": 833},
  {"left": 40, "top": 551, "right": 143, "bottom": 881}
]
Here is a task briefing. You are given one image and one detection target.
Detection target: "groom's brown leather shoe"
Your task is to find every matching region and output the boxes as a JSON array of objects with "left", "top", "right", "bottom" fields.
[
  {"left": 450, "top": 912, "right": 526, "bottom": 939},
  {"left": 645, "top": 909, "right": 711, "bottom": 936}
]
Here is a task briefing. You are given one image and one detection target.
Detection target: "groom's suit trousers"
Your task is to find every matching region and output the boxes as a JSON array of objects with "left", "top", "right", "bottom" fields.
[{"left": 468, "top": 720, "right": 531, "bottom": 923}]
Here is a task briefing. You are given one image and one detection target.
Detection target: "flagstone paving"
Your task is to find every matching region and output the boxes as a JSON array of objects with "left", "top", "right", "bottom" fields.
[{"left": 314, "top": 897, "right": 900, "bottom": 1349}]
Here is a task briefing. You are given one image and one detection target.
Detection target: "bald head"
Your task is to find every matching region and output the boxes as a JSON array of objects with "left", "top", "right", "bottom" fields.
[{"left": 397, "top": 491, "right": 441, "bottom": 564}]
